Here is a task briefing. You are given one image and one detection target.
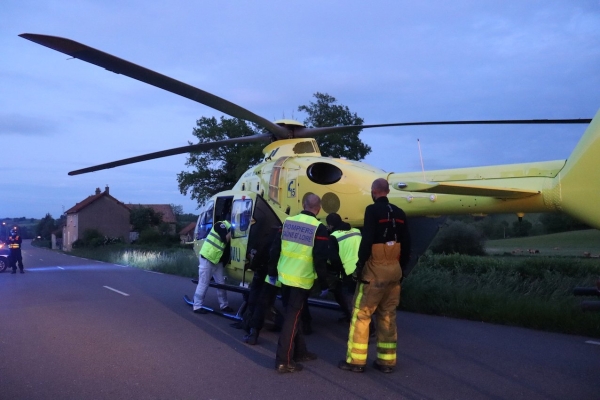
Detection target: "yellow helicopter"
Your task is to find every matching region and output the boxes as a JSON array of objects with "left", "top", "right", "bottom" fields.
[{"left": 20, "top": 33, "right": 599, "bottom": 293}]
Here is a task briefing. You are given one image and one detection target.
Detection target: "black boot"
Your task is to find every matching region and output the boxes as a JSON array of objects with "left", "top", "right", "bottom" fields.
[{"left": 243, "top": 328, "right": 259, "bottom": 345}]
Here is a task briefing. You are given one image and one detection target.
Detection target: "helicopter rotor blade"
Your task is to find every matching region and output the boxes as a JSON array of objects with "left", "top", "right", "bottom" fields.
[
  {"left": 293, "top": 119, "right": 592, "bottom": 138},
  {"left": 19, "top": 33, "right": 291, "bottom": 139},
  {"left": 68, "top": 133, "right": 272, "bottom": 176}
]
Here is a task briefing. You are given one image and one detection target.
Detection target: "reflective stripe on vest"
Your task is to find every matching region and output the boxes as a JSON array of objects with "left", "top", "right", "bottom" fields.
[
  {"left": 331, "top": 228, "right": 361, "bottom": 276},
  {"left": 277, "top": 214, "right": 320, "bottom": 289},
  {"left": 199, "top": 220, "right": 231, "bottom": 264}
]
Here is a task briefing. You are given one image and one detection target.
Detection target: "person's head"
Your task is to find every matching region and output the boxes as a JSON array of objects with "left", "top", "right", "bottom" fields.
[
  {"left": 302, "top": 193, "right": 321, "bottom": 215},
  {"left": 10, "top": 227, "right": 17, "bottom": 236},
  {"left": 326, "top": 213, "right": 343, "bottom": 232},
  {"left": 371, "top": 178, "right": 390, "bottom": 202}
]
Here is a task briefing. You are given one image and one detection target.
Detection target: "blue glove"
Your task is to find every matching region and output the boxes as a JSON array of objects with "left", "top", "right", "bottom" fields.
[
  {"left": 320, "top": 289, "right": 329, "bottom": 298},
  {"left": 268, "top": 276, "right": 277, "bottom": 286}
]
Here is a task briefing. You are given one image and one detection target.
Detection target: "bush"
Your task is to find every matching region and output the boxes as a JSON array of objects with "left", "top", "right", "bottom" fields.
[{"left": 429, "top": 221, "right": 486, "bottom": 255}]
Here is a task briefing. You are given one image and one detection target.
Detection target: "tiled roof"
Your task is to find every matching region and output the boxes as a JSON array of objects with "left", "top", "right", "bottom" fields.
[{"left": 66, "top": 191, "right": 130, "bottom": 214}]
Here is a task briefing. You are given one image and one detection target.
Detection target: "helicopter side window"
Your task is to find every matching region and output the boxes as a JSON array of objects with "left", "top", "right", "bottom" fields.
[
  {"left": 231, "top": 199, "right": 253, "bottom": 238},
  {"left": 268, "top": 157, "right": 289, "bottom": 205},
  {"left": 195, "top": 201, "right": 214, "bottom": 240}
]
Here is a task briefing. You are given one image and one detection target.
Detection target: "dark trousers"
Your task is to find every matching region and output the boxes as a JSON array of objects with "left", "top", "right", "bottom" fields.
[
  {"left": 275, "top": 285, "right": 310, "bottom": 365},
  {"left": 10, "top": 251, "right": 23, "bottom": 272},
  {"left": 248, "top": 280, "right": 279, "bottom": 332}
]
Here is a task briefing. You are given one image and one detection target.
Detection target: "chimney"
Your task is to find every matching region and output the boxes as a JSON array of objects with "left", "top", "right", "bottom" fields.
[
  {"left": 105, "top": 185, "right": 110, "bottom": 195},
  {"left": 95, "top": 188, "right": 101, "bottom": 195}
]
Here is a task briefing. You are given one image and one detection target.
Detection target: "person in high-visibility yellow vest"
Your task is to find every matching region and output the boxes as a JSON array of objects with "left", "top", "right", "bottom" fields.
[
  {"left": 193, "top": 219, "right": 234, "bottom": 314},
  {"left": 339, "top": 178, "right": 411, "bottom": 374},
  {"left": 267, "top": 193, "right": 330, "bottom": 373},
  {"left": 325, "top": 212, "right": 360, "bottom": 322}
]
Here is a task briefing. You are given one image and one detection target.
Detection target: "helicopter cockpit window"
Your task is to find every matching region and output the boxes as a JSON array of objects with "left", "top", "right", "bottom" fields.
[
  {"left": 231, "top": 199, "right": 253, "bottom": 238},
  {"left": 195, "top": 201, "right": 214, "bottom": 240}
]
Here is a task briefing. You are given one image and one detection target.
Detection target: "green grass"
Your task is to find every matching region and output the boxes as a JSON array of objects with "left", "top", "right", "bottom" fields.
[
  {"left": 486, "top": 229, "right": 600, "bottom": 257},
  {"left": 70, "top": 246, "right": 199, "bottom": 277},
  {"left": 402, "top": 253, "right": 600, "bottom": 337}
]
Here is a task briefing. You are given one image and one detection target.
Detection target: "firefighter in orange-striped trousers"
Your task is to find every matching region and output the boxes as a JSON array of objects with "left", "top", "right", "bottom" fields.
[{"left": 338, "top": 178, "right": 411, "bottom": 373}]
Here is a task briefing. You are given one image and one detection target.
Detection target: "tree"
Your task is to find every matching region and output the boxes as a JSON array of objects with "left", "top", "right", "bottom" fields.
[
  {"left": 35, "top": 213, "right": 56, "bottom": 240},
  {"left": 130, "top": 206, "right": 163, "bottom": 232},
  {"left": 429, "top": 221, "right": 486, "bottom": 255},
  {"left": 298, "top": 92, "right": 371, "bottom": 160},
  {"left": 511, "top": 219, "right": 533, "bottom": 237},
  {"left": 177, "top": 116, "right": 265, "bottom": 205}
]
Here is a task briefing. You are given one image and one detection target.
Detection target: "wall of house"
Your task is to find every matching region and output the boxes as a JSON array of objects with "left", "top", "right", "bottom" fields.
[
  {"left": 63, "top": 214, "right": 79, "bottom": 251},
  {"left": 78, "top": 197, "right": 131, "bottom": 243}
]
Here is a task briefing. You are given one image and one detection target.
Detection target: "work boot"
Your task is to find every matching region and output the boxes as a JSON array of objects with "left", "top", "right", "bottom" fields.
[
  {"left": 193, "top": 308, "right": 208, "bottom": 314},
  {"left": 243, "top": 328, "right": 259, "bottom": 345},
  {"left": 276, "top": 362, "right": 303, "bottom": 373},
  {"left": 19, "top": 269, "right": 24, "bottom": 274},
  {"left": 220, "top": 306, "right": 234, "bottom": 313},
  {"left": 337, "top": 360, "right": 365, "bottom": 373},
  {"left": 372, "top": 360, "right": 394, "bottom": 373},
  {"left": 10, "top": 270, "right": 16, "bottom": 274}
]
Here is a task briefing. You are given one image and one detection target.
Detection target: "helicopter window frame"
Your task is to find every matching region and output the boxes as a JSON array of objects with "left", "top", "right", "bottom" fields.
[
  {"left": 231, "top": 198, "right": 253, "bottom": 239},
  {"left": 195, "top": 201, "right": 214, "bottom": 240}
]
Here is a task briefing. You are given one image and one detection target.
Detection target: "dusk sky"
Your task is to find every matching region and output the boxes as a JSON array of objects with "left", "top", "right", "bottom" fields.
[{"left": 2, "top": 1, "right": 599, "bottom": 219}]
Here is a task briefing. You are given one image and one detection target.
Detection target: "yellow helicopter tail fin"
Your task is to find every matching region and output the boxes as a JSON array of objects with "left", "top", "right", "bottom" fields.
[{"left": 553, "top": 108, "right": 600, "bottom": 229}]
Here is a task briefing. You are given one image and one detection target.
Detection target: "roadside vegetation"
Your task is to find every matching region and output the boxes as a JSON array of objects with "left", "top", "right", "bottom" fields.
[
  {"left": 401, "top": 253, "right": 600, "bottom": 338},
  {"left": 70, "top": 245, "right": 198, "bottom": 277}
]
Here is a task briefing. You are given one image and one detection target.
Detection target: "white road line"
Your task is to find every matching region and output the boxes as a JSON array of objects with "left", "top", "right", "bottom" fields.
[
  {"left": 103, "top": 286, "right": 130, "bottom": 296},
  {"left": 585, "top": 340, "right": 600, "bottom": 346},
  {"left": 57, "top": 267, "right": 65, "bottom": 270},
  {"left": 143, "top": 270, "right": 163, "bottom": 275}
]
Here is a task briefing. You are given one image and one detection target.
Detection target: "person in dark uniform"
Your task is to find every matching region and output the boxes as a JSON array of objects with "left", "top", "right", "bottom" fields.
[
  {"left": 339, "top": 178, "right": 411, "bottom": 373},
  {"left": 8, "top": 227, "right": 24, "bottom": 274},
  {"left": 268, "top": 194, "right": 330, "bottom": 373},
  {"left": 242, "top": 225, "right": 283, "bottom": 345}
]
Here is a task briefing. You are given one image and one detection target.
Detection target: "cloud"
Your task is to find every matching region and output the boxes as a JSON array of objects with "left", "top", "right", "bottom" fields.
[{"left": 0, "top": 113, "right": 58, "bottom": 136}]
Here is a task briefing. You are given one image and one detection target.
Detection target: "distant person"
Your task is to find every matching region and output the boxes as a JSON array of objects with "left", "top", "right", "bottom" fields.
[
  {"left": 193, "top": 217, "right": 234, "bottom": 314},
  {"left": 8, "top": 227, "right": 24, "bottom": 274},
  {"left": 339, "top": 178, "right": 411, "bottom": 373},
  {"left": 268, "top": 194, "right": 330, "bottom": 373}
]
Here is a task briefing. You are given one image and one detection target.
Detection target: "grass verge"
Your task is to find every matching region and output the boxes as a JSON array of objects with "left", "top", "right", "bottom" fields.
[{"left": 402, "top": 253, "right": 600, "bottom": 337}]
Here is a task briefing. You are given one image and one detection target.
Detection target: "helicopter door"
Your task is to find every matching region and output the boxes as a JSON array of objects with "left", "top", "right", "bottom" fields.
[
  {"left": 229, "top": 193, "right": 255, "bottom": 281},
  {"left": 284, "top": 166, "right": 299, "bottom": 214}
]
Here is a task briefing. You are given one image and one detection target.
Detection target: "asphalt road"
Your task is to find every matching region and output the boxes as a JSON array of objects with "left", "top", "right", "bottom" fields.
[{"left": 1, "top": 241, "right": 599, "bottom": 400}]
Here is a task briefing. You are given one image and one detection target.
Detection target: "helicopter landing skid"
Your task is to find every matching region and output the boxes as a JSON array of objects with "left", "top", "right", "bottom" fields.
[{"left": 183, "top": 294, "right": 243, "bottom": 321}]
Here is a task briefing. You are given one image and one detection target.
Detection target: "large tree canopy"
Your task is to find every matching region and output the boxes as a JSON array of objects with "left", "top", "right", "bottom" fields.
[
  {"left": 177, "top": 117, "right": 264, "bottom": 205},
  {"left": 178, "top": 93, "right": 370, "bottom": 207},
  {"left": 298, "top": 92, "right": 371, "bottom": 160}
]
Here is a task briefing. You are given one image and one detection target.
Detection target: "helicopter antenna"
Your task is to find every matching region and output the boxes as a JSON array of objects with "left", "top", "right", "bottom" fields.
[{"left": 418, "top": 138, "right": 426, "bottom": 181}]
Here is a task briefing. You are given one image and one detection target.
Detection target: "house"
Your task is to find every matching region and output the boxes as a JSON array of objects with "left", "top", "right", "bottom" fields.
[
  {"left": 62, "top": 186, "right": 131, "bottom": 251},
  {"left": 126, "top": 204, "right": 177, "bottom": 235},
  {"left": 179, "top": 221, "right": 196, "bottom": 244}
]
